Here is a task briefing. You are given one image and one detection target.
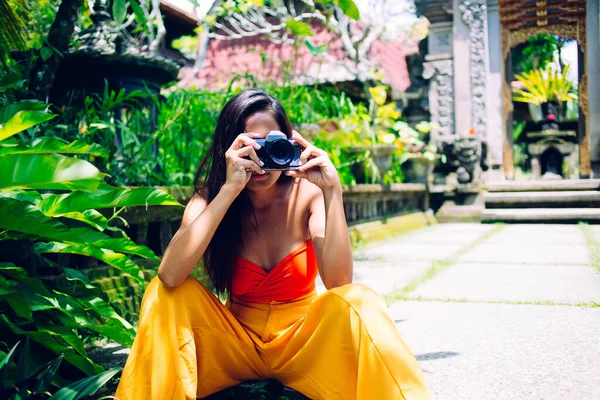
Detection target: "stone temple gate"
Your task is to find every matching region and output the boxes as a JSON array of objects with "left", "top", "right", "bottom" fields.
[{"left": 414, "top": 0, "right": 599, "bottom": 181}]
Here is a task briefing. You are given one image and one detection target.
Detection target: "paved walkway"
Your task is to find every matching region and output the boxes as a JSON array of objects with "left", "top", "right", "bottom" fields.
[{"left": 339, "top": 223, "right": 600, "bottom": 400}]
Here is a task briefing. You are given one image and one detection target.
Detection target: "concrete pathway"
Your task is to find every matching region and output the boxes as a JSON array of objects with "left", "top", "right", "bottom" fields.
[{"left": 341, "top": 223, "right": 600, "bottom": 400}]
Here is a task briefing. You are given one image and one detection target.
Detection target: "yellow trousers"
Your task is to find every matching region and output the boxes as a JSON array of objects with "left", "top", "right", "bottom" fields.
[{"left": 115, "top": 276, "right": 431, "bottom": 400}]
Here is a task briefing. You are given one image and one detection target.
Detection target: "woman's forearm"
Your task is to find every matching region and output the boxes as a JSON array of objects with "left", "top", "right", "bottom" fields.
[
  {"left": 157, "top": 184, "right": 241, "bottom": 287},
  {"left": 320, "top": 184, "right": 353, "bottom": 288}
]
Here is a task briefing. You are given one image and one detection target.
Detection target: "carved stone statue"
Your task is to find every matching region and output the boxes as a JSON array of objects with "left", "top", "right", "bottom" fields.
[{"left": 437, "top": 135, "right": 488, "bottom": 184}]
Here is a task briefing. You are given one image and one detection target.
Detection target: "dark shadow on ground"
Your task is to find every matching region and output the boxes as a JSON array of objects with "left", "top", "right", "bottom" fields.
[{"left": 416, "top": 351, "right": 460, "bottom": 362}]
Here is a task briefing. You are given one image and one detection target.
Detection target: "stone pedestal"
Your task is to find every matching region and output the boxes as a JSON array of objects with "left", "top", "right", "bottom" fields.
[{"left": 527, "top": 129, "right": 579, "bottom": 180}]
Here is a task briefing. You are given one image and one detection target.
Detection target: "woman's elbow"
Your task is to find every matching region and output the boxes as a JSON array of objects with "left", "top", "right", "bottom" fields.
[
  {"left": 323, "top": 268, "right": 353, "bottom": 289},
  {"left": 157, "top": 265, "right": 186, "bottom": 288}
]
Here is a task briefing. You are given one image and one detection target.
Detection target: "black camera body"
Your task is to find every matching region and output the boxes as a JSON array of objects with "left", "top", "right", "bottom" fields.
[{"left": 254, "top": 131, "right": 302, "bottom": 170}]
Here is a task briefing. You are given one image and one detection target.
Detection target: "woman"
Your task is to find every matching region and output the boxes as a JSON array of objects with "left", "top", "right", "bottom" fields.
[{"left": 115, "top": 89, "right": 431, "bottom": 400}]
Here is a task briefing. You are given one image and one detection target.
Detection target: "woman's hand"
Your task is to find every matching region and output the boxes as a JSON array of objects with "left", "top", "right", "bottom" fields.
[
  {"left": 285, "top": 131, "right": 340, "bottom": 188},
  {"left": 225, "top": 134, "right": 264, "bottom": 192}
]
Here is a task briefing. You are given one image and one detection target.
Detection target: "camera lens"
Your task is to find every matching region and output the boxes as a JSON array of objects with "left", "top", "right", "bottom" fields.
[{"left": 268, "top": 139, "right": 294, "bottom": 167}]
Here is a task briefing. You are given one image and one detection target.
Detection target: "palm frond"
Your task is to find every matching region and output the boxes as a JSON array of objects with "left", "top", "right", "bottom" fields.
[
  {"left": 0, "top": 0, "right": 30, "bottom": 67},
  {"left": 512, "top": 63, "right": 578, "bottom": 104}
]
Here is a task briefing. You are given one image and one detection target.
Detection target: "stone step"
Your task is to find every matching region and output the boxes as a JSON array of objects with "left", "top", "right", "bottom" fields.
[
  {"left": 485, "top": 190, "right": 600, "bottom": 208},
  {"left": 436, "top": 203, "right": 483, "bottom": 223},
  {"left": 486, "top": 179, "right": 600, "bottom": 192},
  {"left": 481, "top": 208, "right": 600, "bottom": 223}
]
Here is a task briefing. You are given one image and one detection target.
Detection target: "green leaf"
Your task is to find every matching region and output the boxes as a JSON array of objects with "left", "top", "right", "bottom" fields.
[
  {"left": 130, "top": 0, "right": 147, "bottom": 27},
  {"left": 0, "top": 189, "right": 42, "bottom": 204},
  {"left": 336, "top": 0, "right": 360, "bottom": 20},
  {"left": 50, "top": 368, "right": 121, "bottom": 400},
  {"left": 284, "top": 19, "right": 314, "bottom": 36},
  {"left": 0, "top": 341, "right": 20, "bottom": 386},
  {"left": 0, "top": 198, "right": 157, "bottom": 261},
  {"left": 0, "top": 137, "right": 109, "bottom": 158},
  {"left": 37, "top": 289, "right": 132, "bottom": 350},
  {"left": 35, "top": 321, "right": 87, "bottom": 359},
  {"left": 65, "top": 296, "right": 135, "bottom": 347},
  {"left": 0, "top": 292, "right": 32, "bottom": 320},
  {"left": 35, "top": 242, "right": 146, "bottom": 284},
  {"left": 0, "top": 264, "right": 54, "bottom": 299},
  {"left": 86, "top": 296, "right": 133, "bottom": 329},
  {"left": 59, "top": 210, "right": 108, "bottom": 231},
  {"left": 62, "top": 268, "right": 96, "bottom": 290},
  {"left": 32, "top": 354, "right": 62, "bottom": 395},
  {"left": 0, "top": 74, "right": 26, "bottom": 93},
  {"left": 0, "top": 110, "right": 56, "bottom": 141},
  {"left": 91, "top": 237, "right": 157, "bottom": 259},
  {"left": 0, "top": 316, "right": 102, "bottom": 377},
  {"left": 0, "top": 101, "right": 47, "bottom": 125},
  {"left": 39, "top": 186, "right": 181, "bottom": 215},
  {"left": 40, "top": 46, "right": 53, "bottom": 61},
  {"left": 305, "top": 40, "right": 328, "bottom": 56},
  {"left": 0, "top": 154, "right": 104, "bottom": 191},
  {"left": 113, "top": 0, "right": 126, "bottom": 26},
  {"left": 15, "top": 337, "right": 29, "bottom": 392}
]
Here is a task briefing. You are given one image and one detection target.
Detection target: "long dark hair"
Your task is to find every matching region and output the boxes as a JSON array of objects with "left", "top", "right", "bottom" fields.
[{"left": 194, "top": 89, "right": 293, "bottom": 295}]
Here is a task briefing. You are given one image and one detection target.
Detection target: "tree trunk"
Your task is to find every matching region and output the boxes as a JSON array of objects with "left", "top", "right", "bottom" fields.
[
  {"left": 29, "top": 0, "right": 83, "bottom": 101},
  {"left": 193, "top": 0, "right": 223, "bottom": 74}
]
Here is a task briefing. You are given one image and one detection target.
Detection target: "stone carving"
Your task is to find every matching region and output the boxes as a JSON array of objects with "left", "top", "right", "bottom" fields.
[
  {"left": 453, "top": 136, "right": 481, "bottom": 183},
  {"left": 436, "top": 135, "right": 486, "bottom": 183},
  {"left": 71, "top": 2, "right": 118, "bottom": 55},
  {"left": 459, "top": 0, "right": 488, "bottom": 138},
  {"left": 431, "top": 29, "right": 452, "bottom": 54},
  {"left": 423, "top": 59, "right": 455, "bottom": 140},
  {"left": 414, "top": 0, "right": 454, "bottom": 23}
]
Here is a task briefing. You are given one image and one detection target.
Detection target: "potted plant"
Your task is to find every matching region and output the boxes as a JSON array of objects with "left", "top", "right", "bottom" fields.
[
  {"left": 512, "top": 63, "right": 578, "bottom": 130},
  {"left": 337, "top": 85, "right": 401, "bottom": 183},
  {"left": 396, "top": 120, "right": 440, "bottom": 184}
]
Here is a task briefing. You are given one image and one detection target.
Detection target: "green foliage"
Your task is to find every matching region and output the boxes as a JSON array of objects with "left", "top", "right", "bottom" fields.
[
  {"left": 512, "top": 34, "right": 562, "bottom": 75},
  {"left": 309, "top": 85, "right": 438, "bottom": 184},
  {"left": 51, "top": 79, "right": 362, "bottom": 187},
  {"left": 335, "top": 0, "right": 360, "bottom": 20},
  {"left": 0, "top": 96, "right": 180, "bottom": 391},
  {"left": 512, "top": 64, "right": 578, "bottom": 106},
  {"left": 0, "top": 101, "right": 57, "bottom": 140},
  {"left": 0, "top": 339, "right": 121, "bottom": 400},
  {"left": 112, "top": 0, "right": 127, "bottom": 26},
  {"left": 0, "top": 0, "right": 29, "bottom": 68},
  {"left": 50, "top": 365, "right": 120, "bottom": 399},
  {"left": 284, "top": 19, "right": 314, "bottom": 36},
  {"left": 171, "top": 32, "right": 199, "bottom": 59},
  {"left": 304, "top": 39, "right": 328, "bottom": 56}
]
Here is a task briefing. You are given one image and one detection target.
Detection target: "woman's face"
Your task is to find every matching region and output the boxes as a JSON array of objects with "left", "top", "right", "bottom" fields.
[{"left": 244, "top": 112, "right": 284, "bottom": 191}]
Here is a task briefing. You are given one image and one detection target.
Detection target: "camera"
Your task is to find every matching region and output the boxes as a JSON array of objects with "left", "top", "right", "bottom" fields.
[{"left": 254, "top": 131, "right": 302, "bottom": 170}]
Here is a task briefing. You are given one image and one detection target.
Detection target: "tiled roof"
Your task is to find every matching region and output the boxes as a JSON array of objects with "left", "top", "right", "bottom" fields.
[{"left": 177, "top": 22, "right": 417, "bottom": 92}]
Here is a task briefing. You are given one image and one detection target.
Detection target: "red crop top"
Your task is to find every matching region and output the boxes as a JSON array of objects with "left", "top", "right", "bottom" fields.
[{"left": 231, "top": 240, "right": 318, "bottom": 303}]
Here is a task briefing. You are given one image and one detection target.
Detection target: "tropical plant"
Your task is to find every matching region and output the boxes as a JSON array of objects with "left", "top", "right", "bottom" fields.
[
  {"left": 309, "top": 85, "right": 407, "bottom": 183},
  {"left": 394, "top": 120, "right": 440, "bottom": 163},
  {"left": 51, "top": 78, "right": 360, "bottom": 187},
  {"left": 0, "top": 0, "right": 30, "bottom": 68},
  {"left": 0, "top": 95, "right": 181, "bottom": 389},
  {"left": 512, "top": 63, "right": 578, "bottom": 106},
  {"left": 0, "top": 339, "right": 120, "bottom": 399},
  {"left": 512, "top": 34, "right": 566, "bottom": 75}
]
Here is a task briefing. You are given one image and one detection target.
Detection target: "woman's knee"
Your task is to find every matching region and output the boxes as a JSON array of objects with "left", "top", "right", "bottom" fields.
[
  {"left": 316, "top": 283, "right": 385, "bottom": 315},
  {"left": 145, "top": 275, "right": 204, "bottom": 303},
  {"left": 329, "top": 283, "right": 381, "bottom": 302}
]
